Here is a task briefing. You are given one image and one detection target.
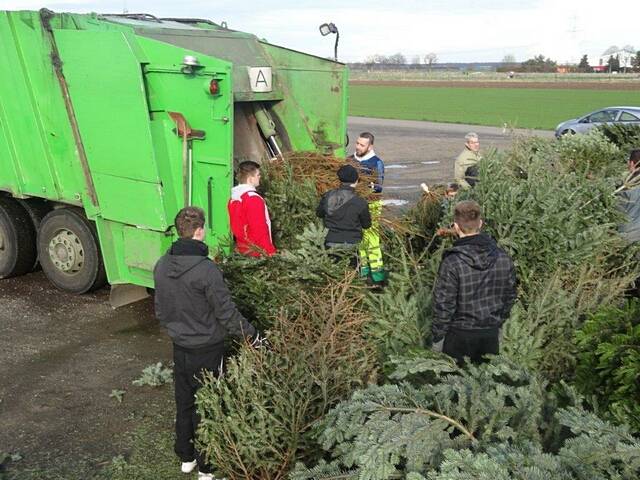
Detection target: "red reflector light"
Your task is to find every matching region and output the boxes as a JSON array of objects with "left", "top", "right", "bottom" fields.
[{"left": 209, "top": 79, "right": 220, "bottom": 95}]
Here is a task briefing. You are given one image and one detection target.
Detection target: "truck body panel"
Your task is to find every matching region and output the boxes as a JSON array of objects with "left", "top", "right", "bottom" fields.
[{"left": 0, "top": 10, "right": 347, "bottom": 293}]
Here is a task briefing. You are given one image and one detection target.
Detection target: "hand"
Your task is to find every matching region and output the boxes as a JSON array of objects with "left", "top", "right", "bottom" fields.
[
  {"left": 436, "top": 227, "right": 457, "bottom": 238},
  {"left": 250, "top": 331, "right": 269, "bottom": 349},
  {"left": 432, "top": 338, "right": 444, "bottom": 353}
]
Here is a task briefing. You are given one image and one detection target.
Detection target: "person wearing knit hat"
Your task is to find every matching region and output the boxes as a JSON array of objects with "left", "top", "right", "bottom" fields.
[
  {"left": 337, "top": 164, "right": 359, "bottom": 184},
  {"left": 317, "top": 165, "right": 371, "bottom": 256}
]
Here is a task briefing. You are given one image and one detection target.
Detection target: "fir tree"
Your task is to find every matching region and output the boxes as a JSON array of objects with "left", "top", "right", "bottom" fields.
[
  {"left": 293, "top": 359, "right": 640, "bottom": 480},
  {"left": 578, "top": 54, "right": 590, "bottom": 72}
]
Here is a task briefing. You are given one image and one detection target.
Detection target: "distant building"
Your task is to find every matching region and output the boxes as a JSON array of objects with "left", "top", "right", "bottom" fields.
[{"left": 598, "top": 45, "right": 636, "bottom": 69}]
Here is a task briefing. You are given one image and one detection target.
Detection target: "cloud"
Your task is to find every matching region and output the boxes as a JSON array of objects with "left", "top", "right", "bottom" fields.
[{"left": 2, "top": 0, "right": 637, "bottom": 62}]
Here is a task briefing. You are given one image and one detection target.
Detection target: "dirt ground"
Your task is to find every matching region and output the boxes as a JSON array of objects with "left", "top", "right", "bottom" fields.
[
  {"left": 0, "top": 118, "right": 552, "bottom": 477},
  {"left": 0, "top": 272, "right": 173, "bottom": 476},
  {"left": 351, "top": 80, "right": 640, "bottom": 90}
]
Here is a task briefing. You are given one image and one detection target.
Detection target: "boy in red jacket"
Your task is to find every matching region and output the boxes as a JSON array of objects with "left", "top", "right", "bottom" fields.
[{"left": 228, "top": 161, "right": 276, "bottom": 257}]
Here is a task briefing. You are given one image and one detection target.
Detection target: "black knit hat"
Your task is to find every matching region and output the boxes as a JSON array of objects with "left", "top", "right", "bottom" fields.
[{"left": 337, "top": 164, "right": 359, "bottom": 183}]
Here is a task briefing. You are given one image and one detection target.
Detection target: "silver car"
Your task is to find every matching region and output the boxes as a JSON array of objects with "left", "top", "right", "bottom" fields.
[{"left": 555, "top": 106, "right": 640, "bottom": 138}]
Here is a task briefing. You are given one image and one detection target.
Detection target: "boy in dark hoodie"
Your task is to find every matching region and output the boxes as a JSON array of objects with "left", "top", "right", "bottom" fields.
[
  {"left": 317, "top": 164, "right": 372, "bottom": 248},
  {"left": 153, "top": 206, "right": 257, "bottom": 479},
  {"left": 432, "top": 200, "right": 516, "bottom": 365}
]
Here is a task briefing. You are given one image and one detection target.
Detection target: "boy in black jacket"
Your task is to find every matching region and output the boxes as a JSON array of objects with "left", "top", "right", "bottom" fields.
[
  {"left": 432, "top": 200, "right": 516, "bottom": 365},
  {"left": 317, "top": 164, "right": 372, "bottom": 249},
  {"left": 154, "top": 206, "right": 256, "bottom": 479}
]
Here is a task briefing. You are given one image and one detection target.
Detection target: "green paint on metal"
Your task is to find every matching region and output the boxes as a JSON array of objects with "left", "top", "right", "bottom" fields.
[{"left": 0, "top": 9, "right": 347, "bottom": 292}]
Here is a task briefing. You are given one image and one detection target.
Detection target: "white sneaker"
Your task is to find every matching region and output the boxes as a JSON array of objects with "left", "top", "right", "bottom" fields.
[
  {"left": 198, "top": 473, "right": 214, "bottom": 480},
  {"left": 181, "top": 460, "right": 197, "bottom": 473}
]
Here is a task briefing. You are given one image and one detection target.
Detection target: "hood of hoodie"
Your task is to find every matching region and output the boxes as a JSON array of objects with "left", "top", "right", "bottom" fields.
[
  {"left": 445, "top": 232, "right": 498, "bottom": 271},
  {"left": 165, "top": 238, "right": 209, "bottom": 279},
  {"left": 353, "top": 149, "right": 377, "bottom": 162},
  {"left": 231, "top": 183, "right": 256, "bottom": 201},
  {"left": 327, "top": 185, "right": 356, "bottom": 215}
]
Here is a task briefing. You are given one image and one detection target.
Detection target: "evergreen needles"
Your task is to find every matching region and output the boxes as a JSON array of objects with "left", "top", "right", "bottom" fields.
[{"left": 195, "top": 278, "right": 377, "bottom": 480}]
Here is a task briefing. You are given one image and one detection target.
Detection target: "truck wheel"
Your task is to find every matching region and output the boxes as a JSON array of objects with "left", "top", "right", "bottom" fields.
[
  {"left": 37, "top": 208, "right": 107, "bottom": 293},
  {"left": 17, "top": 199, "right": 52, "bottom": 271},
  {"left": 0, "top": 197, "right": 38, "bottom": 279}
]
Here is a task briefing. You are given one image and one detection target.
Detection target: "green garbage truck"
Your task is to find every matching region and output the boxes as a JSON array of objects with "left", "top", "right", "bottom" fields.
[{"left": 0, "top": 10, "right": 348, "bottom": 304}]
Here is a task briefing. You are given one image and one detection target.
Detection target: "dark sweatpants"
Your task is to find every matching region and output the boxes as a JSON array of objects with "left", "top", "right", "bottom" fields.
[
  {"left": 443, "top": 327, "right": 499, "bottom": 365},
  {"left": 173, "top": 343, "right": 225, "bottom": 474}
]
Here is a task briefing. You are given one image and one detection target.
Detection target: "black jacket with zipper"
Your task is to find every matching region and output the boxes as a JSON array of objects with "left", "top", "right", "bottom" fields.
[
  {"left": 432, "top": 233, "right": 517, "bottom": 342},
  {"left": 153, "top": 238, "right": 256, "bottom": 349},
  {"left": 316, "top": 185, "right": 372, "bottom": 244}
]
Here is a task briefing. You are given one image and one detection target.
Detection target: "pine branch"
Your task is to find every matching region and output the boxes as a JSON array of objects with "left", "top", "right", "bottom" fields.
[{"left": 372, "top": 405, "right": 476, "bottom": 442}]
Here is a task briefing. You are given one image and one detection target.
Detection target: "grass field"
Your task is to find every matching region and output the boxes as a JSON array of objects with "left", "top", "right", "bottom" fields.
[
  {"left": 349, "top": 84, "right": 640, "bottom": 130},
  {"left": 348, "top": 70, "right": 640, "bottom": 83}
]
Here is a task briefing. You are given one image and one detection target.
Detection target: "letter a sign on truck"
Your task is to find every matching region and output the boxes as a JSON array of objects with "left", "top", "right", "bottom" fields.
[{"left": 248, "top": 67, "right": 272, "bottom": 92}]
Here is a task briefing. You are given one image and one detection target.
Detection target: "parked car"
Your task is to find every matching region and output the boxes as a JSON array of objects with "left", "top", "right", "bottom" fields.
[{"left": 555, "top": 106, "right": 640, "bottom": 138}]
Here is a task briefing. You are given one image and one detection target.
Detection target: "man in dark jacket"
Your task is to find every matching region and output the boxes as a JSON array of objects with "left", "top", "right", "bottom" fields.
[
  {"left": 154, "top": 206, "right": 256, "bottom": 479},
  {"left": 432, "top": 200, "right": 516, "bottom": 365},
  {"left": 618, "top": 149, "right": 640, "bottom": 243},
  {"left": 317, "top": 164, "right": 372, "bottom": 249}
]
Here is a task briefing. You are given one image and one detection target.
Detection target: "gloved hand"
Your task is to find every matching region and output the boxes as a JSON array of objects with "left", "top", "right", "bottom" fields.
[{"left": 432, "top": 338, "right": 444, "bottom": 353}]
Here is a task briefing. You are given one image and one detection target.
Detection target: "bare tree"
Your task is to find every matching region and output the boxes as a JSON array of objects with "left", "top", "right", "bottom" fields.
[
  {"left": 387, "top": 53, "right": 406, "bottom": 64},
  {"left": 424, "top": 52, "right": 438, "bottom": 69},
  {"left": 502, "top": 54, "right": 516, "bottom": 64}
]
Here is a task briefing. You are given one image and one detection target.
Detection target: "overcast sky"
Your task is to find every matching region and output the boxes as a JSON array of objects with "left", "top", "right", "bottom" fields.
[{"left": 4, "top": 0, "right": 637, "bottom": 63}]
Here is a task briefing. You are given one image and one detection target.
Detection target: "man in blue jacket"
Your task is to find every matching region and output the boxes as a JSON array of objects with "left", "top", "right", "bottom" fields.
[
  {"left": 352, "top": 132, "right": 384, "bottom": 193},
  {"left": 349, "top": 132, "right": 386, "bottom": 285},
  {"left": 154, "top": 206, "right": 257, "bottom": 480}
]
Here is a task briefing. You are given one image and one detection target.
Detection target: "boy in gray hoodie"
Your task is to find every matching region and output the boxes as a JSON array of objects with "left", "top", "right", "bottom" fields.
[{"left": 154, "top": 206, "right": 256, "bottom": 479}]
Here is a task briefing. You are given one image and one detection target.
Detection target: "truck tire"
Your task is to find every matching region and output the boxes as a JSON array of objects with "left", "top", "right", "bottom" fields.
[
  {"left": 37, "top": 208, "right": 107, "bottom": 293},
  {"left": 0, "top": 197, "right": 38, "bottom": 279},
  {"left": 17, "top": 199, "right": 52, "bottom": 271}
]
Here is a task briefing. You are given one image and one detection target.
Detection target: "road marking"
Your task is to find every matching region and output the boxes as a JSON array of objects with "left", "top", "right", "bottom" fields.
[
  {"left": 421, "top": 161, "right": 441, "bottom": 165},
  {"left": 382, "top": 199, "right": 409, "bottom": 206},
  {"left": 386, "top": 164, "right": 408, "bottom": 169},
  {"left": 385, "top": 185, "right": 420, "bottom": 190}
]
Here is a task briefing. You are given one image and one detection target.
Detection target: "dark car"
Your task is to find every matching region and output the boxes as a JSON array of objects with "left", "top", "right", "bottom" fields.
[{"left": 555, "top": 106, "right": 640, "bottom": 138}]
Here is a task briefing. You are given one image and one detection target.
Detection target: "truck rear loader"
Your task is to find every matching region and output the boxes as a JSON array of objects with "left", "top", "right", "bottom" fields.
[{"left": 0, "top": 10, "right": 348, "bottom": 305}]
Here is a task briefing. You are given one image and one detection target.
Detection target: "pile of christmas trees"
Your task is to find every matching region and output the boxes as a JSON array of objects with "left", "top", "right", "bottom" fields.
[{"left": 198, "top": 130, "right": 640, "bottom": 480}]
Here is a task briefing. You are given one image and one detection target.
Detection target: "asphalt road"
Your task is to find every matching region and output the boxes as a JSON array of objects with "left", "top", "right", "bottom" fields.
[{"left": 348, "top": 116, "right": 553, "bottom": 205}]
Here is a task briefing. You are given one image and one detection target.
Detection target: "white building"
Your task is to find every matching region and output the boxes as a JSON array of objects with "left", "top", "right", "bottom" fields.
[{"left": 597, "top": 45, "right": 636, "bottom": 69}]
